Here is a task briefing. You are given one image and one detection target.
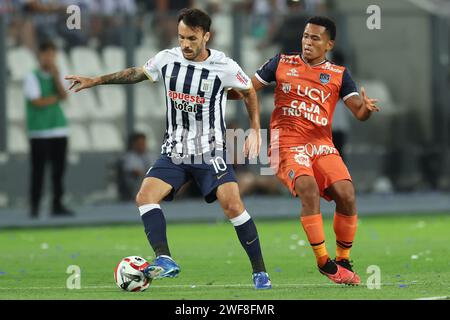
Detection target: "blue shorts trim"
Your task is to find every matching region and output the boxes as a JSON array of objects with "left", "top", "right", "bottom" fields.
[{"left": 145, "top": 152, "right": 237, "bottom": 203}]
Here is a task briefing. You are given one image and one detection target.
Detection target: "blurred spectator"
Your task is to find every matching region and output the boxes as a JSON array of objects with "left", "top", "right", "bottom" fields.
[
  {"left": 9, "top": 0, "right": 91, "bottom": 51},
  {"left": 117, "top": 132, "right": 154, "bottom": 201},
  {"left": 152, "top": 0, "right": 194, "bottom": 49},
  {"left": 18, "top": 0, "right": 66, "bottom": 51},
  {"left": 271, "top": 0, "right": 308, "bottom": 53},
  {"left": 24, "top": 40, "right": 72, "bottom": 218},
  {"left": 268, "top": 0, "right": 329, "bottom": 52},
  {"left": 249, "top": 0, "right": 287, "bottom": 42},
  {"left": 88, "top": 0, "right": 142, "bottom": 48}
]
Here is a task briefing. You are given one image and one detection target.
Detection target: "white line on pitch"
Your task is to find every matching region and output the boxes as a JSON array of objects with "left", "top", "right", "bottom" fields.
[{"left": 415, "top": 296, "right": 450, "bottom": 300}]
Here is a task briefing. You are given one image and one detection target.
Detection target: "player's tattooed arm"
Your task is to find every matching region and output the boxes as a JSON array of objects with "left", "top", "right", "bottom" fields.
[
  {"left": 345, "top": 87, "right": 380, "bottom": 121},
  {"left": 97, "top": 67, "right": 148, "bottom": 85},
  {"left": 65, "top": 67, "right": 148, "bottom": 93}
]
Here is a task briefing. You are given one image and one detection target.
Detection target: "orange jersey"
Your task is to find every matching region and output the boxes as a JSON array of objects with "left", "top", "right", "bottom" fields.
[{"left": 255, "top": 53, "right": 358, "bottom": 148}]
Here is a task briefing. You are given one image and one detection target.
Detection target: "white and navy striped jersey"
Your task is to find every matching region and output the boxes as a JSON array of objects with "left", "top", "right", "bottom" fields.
[{"left": 143, "top": 47, "right": 252, "bottom": 156}]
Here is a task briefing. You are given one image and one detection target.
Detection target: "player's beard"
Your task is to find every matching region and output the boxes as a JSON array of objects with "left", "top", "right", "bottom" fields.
[{"left": 182, "top": 47, "right": 200, "bottom": 60}]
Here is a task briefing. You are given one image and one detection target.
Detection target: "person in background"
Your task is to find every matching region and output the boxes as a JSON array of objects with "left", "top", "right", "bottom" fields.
[
  {"left": 24, "top": 40, "right": 73, "bottom": 218},
  {"left": 118, "top": 132, "right": 153, "bottom": 201}
]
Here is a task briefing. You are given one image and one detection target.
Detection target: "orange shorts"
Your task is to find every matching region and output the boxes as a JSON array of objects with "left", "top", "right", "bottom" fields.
[{"left": 270, "top": 145, "right": 352, "bottom": 201}]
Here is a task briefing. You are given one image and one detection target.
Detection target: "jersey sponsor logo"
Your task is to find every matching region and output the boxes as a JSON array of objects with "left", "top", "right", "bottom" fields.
[
  {"left": 296, "top": 85, "right": 331, "bottom": 104},
  {"left": 282, "top": 102, "right": 328, "bottom": 126},
  {"left": 320, "top": 73, "right": 330, "bottom": 84},
  {"left": 168, "top": 90, "right": 205, "bottom": 113},
  {"left": 286, "top": 68, "right": 299, "bottom": 77},
  {"left": 281, "top": 82, "right": 291, "bottom": 94},
  {"left": 236, "top": 71, "right": 249, "bottom": 86},
  {"left": 280, "top": 55, "right": 300, "bottom": 65},
  {"left": 321, "top": 62, "right": 343, "bottom": 74},
  {"left": 168, "top": 90, "right": 206, "bottom": 104},
  {"left": 290, "top": 144, "right": 338, "bottom": 158}
]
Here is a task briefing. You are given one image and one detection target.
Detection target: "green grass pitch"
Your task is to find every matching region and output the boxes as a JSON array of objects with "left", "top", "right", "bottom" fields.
[{"left": 0, "top": 213, "right": 449, "bottom": 300}]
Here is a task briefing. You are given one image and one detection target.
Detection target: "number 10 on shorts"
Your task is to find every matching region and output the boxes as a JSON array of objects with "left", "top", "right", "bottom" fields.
[{"left": 210, "top": 156, "right": 227, "bottom": 173}]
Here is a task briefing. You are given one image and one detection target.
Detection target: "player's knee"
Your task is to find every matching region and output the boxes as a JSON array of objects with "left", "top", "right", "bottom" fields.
[
  {"left": 135, "top": 190, "right": 158, "bottom": 207},
  {"left": 336, "top": 188, "right": 356, "bottom": 207},
  {"left": 296, "top": 184, "right": 320, "bottom": 203},
  {"left": 222, "top": 201, "right": 244, "bottom": 217}
]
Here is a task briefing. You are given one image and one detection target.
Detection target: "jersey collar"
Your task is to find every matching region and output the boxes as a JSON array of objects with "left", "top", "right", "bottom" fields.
[{"left": 300, "top": 54, "right": 327, "bottom": 67}]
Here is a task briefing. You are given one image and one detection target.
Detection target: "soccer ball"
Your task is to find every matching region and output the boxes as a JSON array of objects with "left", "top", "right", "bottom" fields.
[{"left": 114, "top": 256, "right": 151, "bottom": 292}]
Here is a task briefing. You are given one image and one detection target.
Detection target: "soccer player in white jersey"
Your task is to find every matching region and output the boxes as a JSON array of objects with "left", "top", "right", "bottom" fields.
[{"left": 65, "top": 8, "right": 271, "bottom": 289}]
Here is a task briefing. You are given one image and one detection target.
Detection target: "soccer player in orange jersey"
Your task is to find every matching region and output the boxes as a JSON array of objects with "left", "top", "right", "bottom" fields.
[{"left": 231, "top": 16, "right": 380, "bottom": 285}]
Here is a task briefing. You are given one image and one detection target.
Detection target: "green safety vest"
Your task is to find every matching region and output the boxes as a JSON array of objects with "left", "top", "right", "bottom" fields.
[{"left": 26, "top": 69, "right": 68, "bottom": 137}]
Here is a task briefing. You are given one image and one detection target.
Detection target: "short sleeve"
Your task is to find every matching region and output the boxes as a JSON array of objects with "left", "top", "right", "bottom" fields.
[
  {"left": 23, "top": 72, "right": 41, "bottom": 100},
  {"left": 255, "top": 54, "right": 281, "bottom": 85},
  {"left": 142, "top": 51, "right": 165, "bottom": 82},
  {"left": 223, "top": 60, "right": 252, "bottom": 90},
  {"left": 340, "top": 68, "right": 359, "bottom": 101}
]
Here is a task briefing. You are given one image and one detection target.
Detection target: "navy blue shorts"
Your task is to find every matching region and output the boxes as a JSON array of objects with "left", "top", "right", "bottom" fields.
[{"left": 145, "top": 151, "right": 237, "bottom": 203}]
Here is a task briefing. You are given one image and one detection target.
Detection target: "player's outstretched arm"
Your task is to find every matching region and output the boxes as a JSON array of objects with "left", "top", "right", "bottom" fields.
[
  {"left": 345, "top": 87, "right": 380, "bottom": 121},
  {"left": 240, "top": 86, "right": 261, "bottom": 159},
  {"left": 65, "top": 67, "right": 148, "bottom": 93}
]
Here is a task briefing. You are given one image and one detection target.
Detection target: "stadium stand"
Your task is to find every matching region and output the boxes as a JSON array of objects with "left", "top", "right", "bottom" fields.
[
  {"left": 6, "top": 84, "right": 25, "bottom": 122},
  {"left": 90, "top": 122, "right": 124, "bottom": 152},
  {"left": 70, "top": 46, "right": 104, "bottom": 76},
  {"left": 97, "top": 86, "right": 126, "bottom": 120},
  {"left": 102, "top": 46, "right": 126, "bottom": 74},
  {"left": 7, "top": 125, "right": 28, "bottom": 154},
  {"left": 7, "top": 46, "right": 37, "bottom": 82}
]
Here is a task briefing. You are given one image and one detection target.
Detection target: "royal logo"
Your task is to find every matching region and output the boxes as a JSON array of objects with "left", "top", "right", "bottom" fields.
[
  {"left": 320, "top": 73, "right": 330, "bottom": 84},
  {"left": 281, "top": 82, "right": 291, "bottom": 94}
]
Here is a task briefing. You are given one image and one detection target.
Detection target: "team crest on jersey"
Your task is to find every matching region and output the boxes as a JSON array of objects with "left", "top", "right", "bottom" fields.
[
  {"left": 200, "top": 79, "right": 212, "bottom": 93},
  {"left": 287, "top": 68, "right": 299, "bottom": 77},
  {"left": 281, "top": 82, "right": 291, "bottom": 94},
  {"left": 319, "top": 73, "right": 330, "bottom": 84}
]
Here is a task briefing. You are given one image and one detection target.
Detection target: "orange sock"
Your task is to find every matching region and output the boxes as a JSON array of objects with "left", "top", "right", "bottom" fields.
[
  {"left": 333, "top": 212, "right": 358, "bottom": 261},
  {"left": 301, "top": 213, "right": 329, "bottom": 267}
]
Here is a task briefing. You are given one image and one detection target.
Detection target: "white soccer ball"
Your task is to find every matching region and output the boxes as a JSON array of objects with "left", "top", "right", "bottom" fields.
[{"left": 114, "top": 256, "right": 151, "bottom": 292}]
